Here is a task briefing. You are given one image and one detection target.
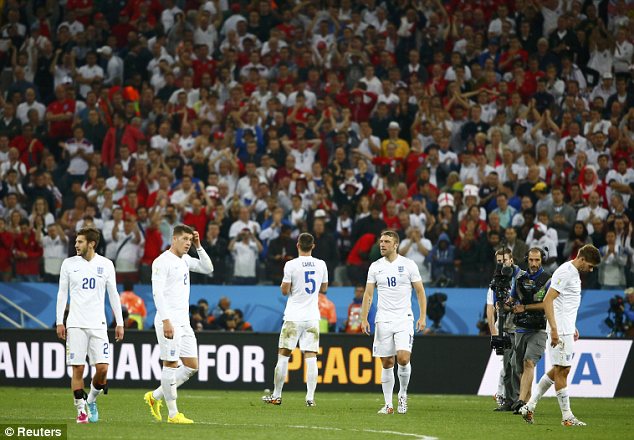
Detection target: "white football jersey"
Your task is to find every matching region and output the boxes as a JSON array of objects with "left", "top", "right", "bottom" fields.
[
  {"left": 549, "top": 261, "right": 581, "bottom": 335},
  {"left": 282, "top": 256, "right": 328, "bottom": 322},
  {"left": 367, "top": 255, "right": 422, "bottom": 322},
  {"left": 56, "top": 254, "right": 123, "bottom": 329},
  {"left": 152, "top": 248, "right": 214, "bottom": 326}
]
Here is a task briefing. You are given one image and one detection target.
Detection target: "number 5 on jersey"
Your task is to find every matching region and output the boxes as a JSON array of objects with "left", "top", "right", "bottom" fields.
[{"left": 305, "top": 271, "right": 316, "bottom": 294}]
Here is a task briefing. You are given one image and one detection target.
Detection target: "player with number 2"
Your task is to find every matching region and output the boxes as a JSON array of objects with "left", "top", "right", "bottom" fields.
[{"left": 262, "top": 232, "right": 328, "bottom": 407}]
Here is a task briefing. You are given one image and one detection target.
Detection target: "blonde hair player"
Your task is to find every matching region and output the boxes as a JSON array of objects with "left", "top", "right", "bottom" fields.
[{"left": 360, "top": 230, "right": 427, "bottom": 414}]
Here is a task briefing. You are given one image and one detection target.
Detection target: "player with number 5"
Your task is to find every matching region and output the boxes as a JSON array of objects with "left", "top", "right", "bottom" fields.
[
  {"left": 361, "top": 230, "right": 427, "bottom": 415},
  {"left": 262, "top": 233, "right": 328, "bottom": 407},
  {"left": 56, "top": 227, "right": 125, "bottom": 424}
]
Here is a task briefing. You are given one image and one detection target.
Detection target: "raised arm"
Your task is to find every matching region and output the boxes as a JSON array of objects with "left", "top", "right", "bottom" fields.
[{"left": 186, "top": 231, "right": 214, "bottom": 274}]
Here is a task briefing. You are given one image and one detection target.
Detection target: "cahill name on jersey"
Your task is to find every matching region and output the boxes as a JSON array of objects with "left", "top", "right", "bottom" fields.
[
  {"left": 367, "top": 255, "right": 422, "bottom": 323},
  {"left": 282, "top": 256, "right": 328, "bottom": 322}
]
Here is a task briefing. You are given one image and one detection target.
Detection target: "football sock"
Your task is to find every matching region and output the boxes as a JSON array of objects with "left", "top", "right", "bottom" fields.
[
  {"left": 556, "top": 387, "right": 573, "bottom": 420},
  {"left": 87, "top": 382, "right": 103, "bottom": 404},
  {"left": 273, "top": 354, "right": 290, "bottom": 398},
  {"left": 381, "top": 367, "right": 395, "bottom": 407},
  {"left": 397, "top": 363, "right": 411, "bottom": 396},
  {"left": 153, "top": 366, "right": 198, "bottom": 400},
  {"left": 161, "top": 367, "right": 179, "bottom": 418},
  {"left": 497, "top": 368, "right": 505, "bottom": 399},
  {"left": 305, "top": 357, "right": 318, "bottom": 401},
  {"left": 527, "top": 374, "right": 554, "bottom": 410},
  {"left": 73, "top": 389, "right": 86, "bottom": 413}
]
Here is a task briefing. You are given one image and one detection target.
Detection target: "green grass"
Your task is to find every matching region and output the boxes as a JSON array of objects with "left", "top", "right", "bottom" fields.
[{"left": 0, "top": 387, "right": 632, "bottom": 439}]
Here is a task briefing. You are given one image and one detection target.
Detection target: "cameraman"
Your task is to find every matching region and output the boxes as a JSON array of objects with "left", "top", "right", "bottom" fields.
[
  {"left": 510, "top": 248, "right": 551, "bottom": 413},
  {"left": 486, "top": 247, "right": 524, "bottom": 411}
]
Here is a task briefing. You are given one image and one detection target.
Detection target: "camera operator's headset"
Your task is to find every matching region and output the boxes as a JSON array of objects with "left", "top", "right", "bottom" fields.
[{"left": 525, "top": 247, "right": 548, "bottom": 263}]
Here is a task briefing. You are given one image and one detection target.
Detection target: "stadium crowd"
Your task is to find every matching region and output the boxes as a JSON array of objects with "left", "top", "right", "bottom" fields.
[{"left": 0, "top": 0, "right": 633, "bottom": 291}]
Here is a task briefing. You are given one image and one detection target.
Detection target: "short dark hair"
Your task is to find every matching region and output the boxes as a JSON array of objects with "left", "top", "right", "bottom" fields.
[
  {"left": 77, "top": 227, "right": 100, "bottom": 248},
  {"left": 495, "top": 247, "right": 512, "bottom": 258},
  {"left": 380, "top": 229, "right": 400, "bottom": 246},
  {"left": 173, "top": 224, "right": 195, "bottom": 237},
  {"left": 298, "top": 233, "right": 315, "bottom": 252},
  {"left": 577, "top": 244, "right": 601, "bottom": 265}
]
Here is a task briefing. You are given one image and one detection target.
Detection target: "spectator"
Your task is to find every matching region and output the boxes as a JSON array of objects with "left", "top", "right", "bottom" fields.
[
  {"left": 39, "top": 223, "right": 67, "bottom": 282},
  {"left": 346, "top": 232, "right": 375, "bottom": 286},
  {"left": 430, "top": 233, "right": 455, "bottom": 287},
  {"left": 311, "top": 217, "right": 339, "bottom": 280},
  {"left": 563, "top": 221, "right": 592, "bottom": 261},
  {"left": 120, "top": 282, "right": 147, "bottom": 329},
  {"left": 232, "top": 309, "right": 253, "bottom": 331},
  {"left": 266, "top": 225, "right": 297, "bottom": 285},
  {"left": 199, "top": 222, "right": 228, "bottom": 285},
  {"left": 228, "top": 228, "right": 262, "bottom": 285},
  {"left": 318, "top": 291, "right": 337, "bottom": 333},
  {"left": 599, "top": 230, "right": 628, "bottom": 289},
  {"left": 12, "top": 219, "right": 43, "bottom": 282},
  {"left": 398, "top": 227, "right": 432, "bottom": 284},
  {"left": 211, "top": 297, "right": 231, "bottom": 321},
  {"left": 112, "top": 215, "right": 144, "bottom": 283},
  {"left": 504, "top": 227, "right": 529, "bottom": 269},
  {"left": 0, "top": 218, "right": 14, "bottom": 281}
]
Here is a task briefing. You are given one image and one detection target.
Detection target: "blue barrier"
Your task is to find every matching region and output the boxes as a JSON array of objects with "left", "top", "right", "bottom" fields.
[{"left": 0, "top": 282, "right": 619, "bottom": 336}]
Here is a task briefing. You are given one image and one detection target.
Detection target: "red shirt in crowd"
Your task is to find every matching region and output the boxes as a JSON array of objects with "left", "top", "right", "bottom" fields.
[
  {"left": 13, "top": 231, "right": 43, "bottom": 276},
  {"left": 46, "top": 99, "right": 75, "bottom": 139},
  {"left": 140, "top": 226, "right": 163, "bottom": 265}
]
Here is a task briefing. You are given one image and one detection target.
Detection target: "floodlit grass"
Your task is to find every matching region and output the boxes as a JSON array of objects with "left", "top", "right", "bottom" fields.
[{"left": 0, "top": 387, "right": 631, "bottom": 439}]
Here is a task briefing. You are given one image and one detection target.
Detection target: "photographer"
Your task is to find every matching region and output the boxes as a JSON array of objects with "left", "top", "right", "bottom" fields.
[
  {"left": 510, "top": 248, "right": 551, "bottom": 413},
  {"left": 486, "top": 247, "right": 524, "bottom": 411}
]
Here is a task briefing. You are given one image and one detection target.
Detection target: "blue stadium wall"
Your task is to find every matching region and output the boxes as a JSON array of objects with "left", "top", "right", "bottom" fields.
[{"left": 0, "top": 283, "right": 624, "bottom": 336}]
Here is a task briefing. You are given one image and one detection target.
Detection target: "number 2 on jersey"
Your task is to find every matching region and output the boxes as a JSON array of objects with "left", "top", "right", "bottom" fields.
[
  {"left": 304, "top": 270, "right": 316, "bottom": 294},
  {"left": 387, "top": 276, "right": 397, "bottom": 287}
]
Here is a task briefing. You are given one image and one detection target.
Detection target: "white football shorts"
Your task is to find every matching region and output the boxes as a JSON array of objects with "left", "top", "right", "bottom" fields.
[
  {"left": 373, "top": 320, "right": 414, "bottom": 357},
  {"left": 66, "top": 327, "right": 110, "bottom": 366},
  {"left": 155, "top": 322, "right": 198, "bottom": 361},
  {"left": 548, "top": 334, "right": 575, "bottom": 367},
  {"left": 278, "top": 320, "right": 320, "bottom": 353}
]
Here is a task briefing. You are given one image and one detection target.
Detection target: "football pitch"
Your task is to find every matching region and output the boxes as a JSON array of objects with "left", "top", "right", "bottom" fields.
[{"left": 0, "top": 387, "right": 631, "bottom": 440}]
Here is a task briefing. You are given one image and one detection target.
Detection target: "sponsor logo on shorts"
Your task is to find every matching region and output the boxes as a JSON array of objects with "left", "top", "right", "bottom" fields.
[
  {"left": 170, "top": 349, "right": 176, "bottom": 357},
  {"left": 69, "top": 353, "right": 74, "bottom": 359}
]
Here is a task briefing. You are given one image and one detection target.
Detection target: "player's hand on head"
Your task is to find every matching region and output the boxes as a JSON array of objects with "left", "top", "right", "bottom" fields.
[
  {"left": 56, "top": 324, "right": 66, "bottom": 340},
  {"left": 192, "top": 231, "right": 201, "bottom": 247}
]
